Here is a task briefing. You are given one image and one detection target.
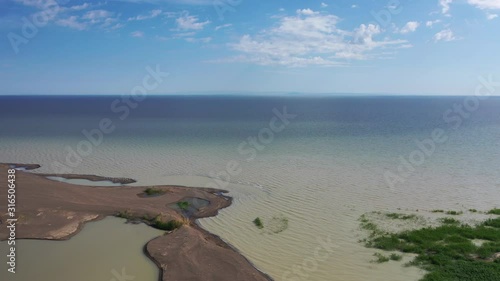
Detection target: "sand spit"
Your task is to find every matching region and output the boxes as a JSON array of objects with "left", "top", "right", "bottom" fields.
[
  {"left": 41, "top": 173, "right": 137, "bottom": 185},
  {"left": 0, "top": 164, "right": 272, "bottom": 281}
]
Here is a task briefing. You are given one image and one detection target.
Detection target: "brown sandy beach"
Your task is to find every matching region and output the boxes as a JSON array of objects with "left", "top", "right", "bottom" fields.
[{"left": 0, "top": 163, "right": 273, "bottom": 281}]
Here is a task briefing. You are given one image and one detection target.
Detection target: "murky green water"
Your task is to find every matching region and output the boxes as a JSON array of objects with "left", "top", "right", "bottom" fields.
[{"left": 0, "top": 217, "right": 162, "bottom": 281}]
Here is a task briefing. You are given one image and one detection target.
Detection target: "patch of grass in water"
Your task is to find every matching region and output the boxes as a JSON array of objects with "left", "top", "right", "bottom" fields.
[
  {"left": 469, "top": 209, "right": 478, "bottom": 213},
  {"left": 361, "top": 215, "right": 500, "bottom": 281},
  {"left": 446, "top": 210, "right": 463, "bottom": 216},
  {"left": 386, "top": 213, "right": 417, "bottom": 220},
  {"left": 253, "top": 217, "right": 264, "bottom": 229},
  {"left": 431, "top": 210, "right": 445, "bottom": 213},
  {"left": 390, "top": 253, "right": 403, "bottom": 261},
  {"left": 372, "top": 253, "right": 389, "bottom": 263}
]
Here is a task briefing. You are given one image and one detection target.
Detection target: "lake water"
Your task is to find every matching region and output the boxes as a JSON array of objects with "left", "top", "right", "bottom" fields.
[
  {"left": 0, "top": 217, "right": 162, "bottom": 281},
  {"left": 1, "top": 95, "right": 499, "bottom": 280}
]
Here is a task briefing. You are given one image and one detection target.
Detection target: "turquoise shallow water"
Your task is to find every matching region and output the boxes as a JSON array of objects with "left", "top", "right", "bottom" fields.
[{"left": 1, "top": 96, "right": 500, "bottom": 280}]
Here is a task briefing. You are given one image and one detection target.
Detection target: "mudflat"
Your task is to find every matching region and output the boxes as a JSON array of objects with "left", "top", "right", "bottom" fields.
[{"left": 0, "top": 164, "right": 272, "bottom": 281}]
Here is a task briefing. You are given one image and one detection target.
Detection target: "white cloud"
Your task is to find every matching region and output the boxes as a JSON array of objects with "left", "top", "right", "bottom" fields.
[
  {"left": 68, "top": 3, "right": 90, "bottom": 11},
  {"left": 56, "top": 16, "right": 87, "bottom": 30},
  {"left": 128, "top": 9, "right": 162, "bottom": 21},
  {"left": 439, "top": 0, "right": 453, "bottom": 14},
  {"left": 487, "top": 12, "right": 499, "bottom": 19},
  {"left": 215, "top": 23, "right": 232, "bottom": 31},
  {"left": 434, "top": 28, "right": 456, "bottom": 41},
  {"left": 321, "top": 3, "right": 328, "bottom": 8},
  {"left": 399, "top": 21, "right": 420, "bottom": 33},
  {"left": 352, "top": 4, "right": 358, "bottom": 8},
  {"left": 467, "top": 0, "right": 500, "bottom": 9},
  {"left": 223, "top": 10, "right": 407, "bottom": 67},
  {"left": 426, "top": 19, "right": 441, "bottom": 27},
  {"left": 130, "top": 31, "right": 144, "bottom": 37},
  {"left": 114, "top": 0, "right": 214, "bottom": 4},
  {"left": 13, "top": 0, "right": 54, "bottom": 9},
  {"left": 296, "top": 9, "right": 319, "bottom": 16},
  {"left": 175, "top": 14, "right": 210, "bottom": 30},
  {"left": 82, "top": 10, "right": 113, "bottom": 22},
  {"left": 185, "top": 37, "right": 212, "bottom": 43}
]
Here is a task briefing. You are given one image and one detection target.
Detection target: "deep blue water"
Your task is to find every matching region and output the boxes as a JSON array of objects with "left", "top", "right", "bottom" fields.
[{"left": 1, "top": 95, "right": 499, "bottom": 138}]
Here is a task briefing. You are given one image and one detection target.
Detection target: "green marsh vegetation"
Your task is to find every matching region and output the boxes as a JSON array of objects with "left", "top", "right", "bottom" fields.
[
  {"left": 143, "top": 187, "right": 166, "bottom": 196},
  {"left": 360, "top": 212, "right": 500, "bottom": 281},
  {"left": 149, "top": 214, "right": 185, "bottom": 231},
  {"left": 115, "top": 211, "right": 185, "bottom": 231},
  {"left": 488, "top": 209, "right": 500, "bottom": 215},
  {"left": 253, "top": 217, "right": 264, "bottom": 229}
]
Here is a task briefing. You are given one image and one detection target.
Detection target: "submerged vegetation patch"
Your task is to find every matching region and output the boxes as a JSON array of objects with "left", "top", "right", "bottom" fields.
[
  {"left": 267, "top": 215, "right": 289, "bottom": 234},
  {"left": 177, "top": 201, "right": 190, "bottom": 211},
  {"left": 252, "top": 215, "right": 289, "bottom": 233},
  {"left": 360, "top": 213, "right": 500, "bottom": 281}
]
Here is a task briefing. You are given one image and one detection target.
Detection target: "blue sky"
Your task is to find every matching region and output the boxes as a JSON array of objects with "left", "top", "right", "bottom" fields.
[{"left": 0, "top": 0, "right": 499, "bottom": 95}]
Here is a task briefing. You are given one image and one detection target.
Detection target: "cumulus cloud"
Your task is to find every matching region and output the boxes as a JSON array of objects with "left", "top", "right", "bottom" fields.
[
  {"left": 296, "top": 9, "right": 319, "bottom": 16},
  {"left": 219, "top": 9, "right": 407, "bottom": 67},
  {"left": 68, "top": 3, "right": 91, "bottom": 11},
  {"left": 399, "top": 21, "right": 420, "bottom": 33},
  {"left": 434, "top": 29, "right": 456, "bottom": 41},
  {"left": 487, "top": 12, "right": 499, "bottom": 19},
  {"left": 426, "top": 19, "right": 441, "bottom": 27},
  {"left": 439, "top": 0, "right": 453, "bottom": 14},
  {"left": 82, "top": 10, "right": 113, "bottom": 22},
  {"left": 175, "top": 13, "right": 210, "bottom": 30},
  {"left": 56, "top": 16, "right": 87, "bottom": 30}
]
